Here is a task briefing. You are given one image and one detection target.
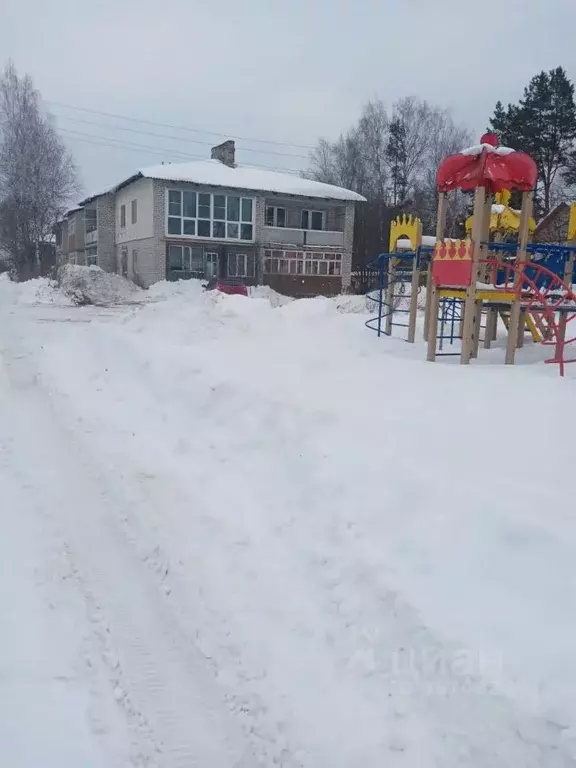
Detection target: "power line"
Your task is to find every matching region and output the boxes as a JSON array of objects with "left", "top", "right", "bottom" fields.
[
  {"left": 60, "top": 130, "right": 199, "bottom": 160},
  {"left": 59, "top": 128, "right": 303, "bottom": 175},
  {"left": 53, "top": 113, "right": 310, "bottom": 160},
  {"left": 46, "top": 99, "right": 316, "bottom": 151}
]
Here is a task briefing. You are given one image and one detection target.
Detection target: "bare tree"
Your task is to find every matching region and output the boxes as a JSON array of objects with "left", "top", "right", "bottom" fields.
[
  {"left": 0, "top": 62, "right": 79, "bottom": 279},
  {"left": 308, "top": 97, "right": 472, "bottom": 263}
]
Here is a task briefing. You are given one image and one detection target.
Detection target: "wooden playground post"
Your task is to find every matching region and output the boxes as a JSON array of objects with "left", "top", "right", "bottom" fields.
[
  {"left": 505, "top": 190, "right": 533, "bottom": 365},
  {"left": 426, "top": 193, "right": 447, "bottom": 361},
  {"left": 461, "top": 186, "right": 486, "bottom": 364},
  {"left": 563, "top": 250, "right": 576, "bottom": 286},
  {"left": 471, "top": 193, "right": 493, "bottom": 358},
  {"left": 407, "top": 219, "right": 423, "bottom": 343},
  {"left": 484, "top": 231, "right": 503, "bottom": 349}
]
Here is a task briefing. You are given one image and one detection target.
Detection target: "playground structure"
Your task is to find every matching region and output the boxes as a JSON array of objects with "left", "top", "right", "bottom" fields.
[
  {"left": 366, "top": 134, "right": 576, "bottom": 375},
  {"left": 464, "top": 189, "right": 536, "bottom": 239},
  {"left": 364, "top": 214, "right": 434, "bottom": 342}
]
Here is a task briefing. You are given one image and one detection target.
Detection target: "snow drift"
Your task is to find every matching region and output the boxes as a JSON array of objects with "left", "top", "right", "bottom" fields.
[{"left": 58, "top": 264, "right": 143, "bottom": 306}]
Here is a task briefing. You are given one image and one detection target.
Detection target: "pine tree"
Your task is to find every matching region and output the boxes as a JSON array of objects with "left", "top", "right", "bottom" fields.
[
  {"left": 488, "top": 67, "right": 576, "bottom": 215},
  {"left": 385, "top": 118, "right": 407, "bottom": 207}
]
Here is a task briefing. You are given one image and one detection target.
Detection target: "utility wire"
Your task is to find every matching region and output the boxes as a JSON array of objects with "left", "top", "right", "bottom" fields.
[
  {"left": 46, "top": 99, "right": 315, "bottom": 151},
  {"left": 59, "top": 128, "right": 303, "bottom": 174},
  {"left": 53, "top": 114, "right": 310, "bottom": 160}
]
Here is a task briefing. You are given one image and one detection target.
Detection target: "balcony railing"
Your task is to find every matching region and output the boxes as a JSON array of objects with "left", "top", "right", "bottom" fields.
[
  {"left": 85, "top": 229, "right": 98, "bottom": 245},
  {"left": 263, "top": 226, "right": 343, "bottom": 247}
]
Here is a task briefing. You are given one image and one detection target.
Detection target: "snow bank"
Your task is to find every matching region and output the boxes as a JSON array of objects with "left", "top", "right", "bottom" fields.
[
  {"left": 17, "top": 277, "right": 75, "bottom": 306},
  {"left": 248, "top": 284, "right": 294, "bottom": 307},
  {"left": 58, "top": 265, "right": 143, "bottom": 306},
  {"left": 143, "top": 278, "right": 369, "bottom": 313},
  {"left": 0, "top": 275, "right": 75, "bottom": 306}
]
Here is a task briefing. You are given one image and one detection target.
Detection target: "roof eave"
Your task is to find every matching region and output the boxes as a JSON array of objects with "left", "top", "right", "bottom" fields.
[{"left": 142, "top": 172, "right": 364, "bottom": 203}]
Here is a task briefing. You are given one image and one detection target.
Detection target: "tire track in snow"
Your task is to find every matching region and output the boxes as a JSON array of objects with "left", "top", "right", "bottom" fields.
[{"left": 0, "top": 316, "right": 257, "bottom": 768}]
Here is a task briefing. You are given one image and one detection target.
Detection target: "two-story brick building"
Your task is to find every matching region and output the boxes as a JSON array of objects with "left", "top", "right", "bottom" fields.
[{"left": 57, "top": 140, "right": 365, "bottom": 296}]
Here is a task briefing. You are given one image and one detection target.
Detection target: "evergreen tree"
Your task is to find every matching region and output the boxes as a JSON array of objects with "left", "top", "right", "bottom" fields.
[
  {"left": 488, "top": 67, "right": 576, "bottom": 215},
  {"left": 385, "top": 118, "right": 407, "bottom": 207}
]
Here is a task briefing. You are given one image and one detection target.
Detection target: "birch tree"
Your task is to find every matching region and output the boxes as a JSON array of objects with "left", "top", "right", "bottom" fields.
[{"left": 0, "top": 62, "right": 79, "bottom": 279}]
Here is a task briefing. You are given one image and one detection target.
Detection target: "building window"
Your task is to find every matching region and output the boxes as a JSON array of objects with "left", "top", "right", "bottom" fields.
[
  {"left": 120, "top": 204, "right": 126, "bottom": 228},
  {"left": 86, "top": 248, "right": 97, "bottom": 266},
  {"left": 85, "top": 208, "right": 97, "bottom": 234},
  {"left": 131, "top": 199, "right": 138, "bottom": 224},
  {"left": 168, "top": 245, "right": 205, "bottom": 277},
  {"left": 227, "top": 252, "right": 255, "bottom": 278},
  {"left": 301, "top": 210, "right": 324, "bottom": 231},
  {"left": 166, "top": 190, "right": 254, "bottom": 241},
  {"left": 120, "top": 247, "right": 128, "bottom": 276},
  {"left": 264, "top": 249, "right": 342, "bottom": 276},
  {"left": 132, "top": 248, "right": 138, "bottom": 273},
  {"left": 205, "top": 251, "right": 218, "bottom": 278},
  {"left": 265, "top": 206, "right": 286, "bottom": 227},
  {"left": 68, "top": 217, "right": 76, "bottom": 235}
]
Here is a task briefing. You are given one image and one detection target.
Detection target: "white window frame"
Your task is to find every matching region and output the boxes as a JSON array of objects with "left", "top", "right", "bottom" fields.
[
  {"left": 264, "top": 249, "right": 342, "bottom": 277},
  {"left": 265, "top": 206, "right": 286, "bottom": 227},
  {"left": 204, "top": 251, "right": 218, "bottom": 278},
  {"left": 301, "top": 209, "right": 325, "bottom": 231},
  {"left": 86, "top": 248, "right": 98, "bottom": 267},
  {"left": 168, "top": 244, "right": 205, "bottom": 276},
  {"left": 120, "top": 204, "right": 126, "bottom": 229},
  {"left": 131, "top": 199, "right": 138, "bottom": 225},
  {"left": 227, "top": 252, "right": 255, "bottom": 279},
  {"left": 166, "top": 190, "right": 255, "bottom": 242}
]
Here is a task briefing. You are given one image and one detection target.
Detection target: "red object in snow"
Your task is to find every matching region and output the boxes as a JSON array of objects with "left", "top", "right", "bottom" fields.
[
  {"left": 437, "top": 137, "right": 537, "bottom": 194},
  {"left": 431, "top": 239, "right": 474, "bottom": 287},
  {"left": 216, "top": 280, "right": 248, "bottom": 297}
]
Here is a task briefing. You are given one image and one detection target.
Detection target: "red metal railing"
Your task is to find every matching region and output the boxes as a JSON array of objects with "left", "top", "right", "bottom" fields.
[{"left": 480, "top": 259, "right": 576, "bottom": 376}]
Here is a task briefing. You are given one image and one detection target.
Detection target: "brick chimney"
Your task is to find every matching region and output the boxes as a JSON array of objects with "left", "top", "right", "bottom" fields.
[{"left": 211, "top": 140, "right": 236, "bottom": 168}]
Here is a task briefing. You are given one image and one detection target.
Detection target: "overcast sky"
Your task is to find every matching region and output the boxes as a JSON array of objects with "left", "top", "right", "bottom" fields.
[{"left": 3, "top": 0, "right": 576, "bottom": 199}]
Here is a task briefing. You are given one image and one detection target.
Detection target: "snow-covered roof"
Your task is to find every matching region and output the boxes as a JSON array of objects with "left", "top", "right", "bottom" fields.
[
  {"left": 460, "top": 143, "right": 515, "bottom": 157},
  {"left": 135, "top": 159, "right": 366, "bottom": 202}
]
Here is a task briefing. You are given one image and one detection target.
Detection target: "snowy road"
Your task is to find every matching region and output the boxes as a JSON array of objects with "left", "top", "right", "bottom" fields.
[{"left": 2, "top": 278, "right": 576, "bottom": 766}]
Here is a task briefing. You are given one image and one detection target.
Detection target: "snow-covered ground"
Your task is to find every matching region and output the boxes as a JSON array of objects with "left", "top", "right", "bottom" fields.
[{"left": 2, "top": 275, "right": 576, "bottom": 767}]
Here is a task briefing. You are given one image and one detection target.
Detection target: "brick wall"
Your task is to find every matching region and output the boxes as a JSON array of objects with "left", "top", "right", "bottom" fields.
[
  {"left": 111, "top": 176, "right": 358, "bottom": 292},
  {"left": 341, "top": 201, "right": 355, "bottom": 290},
  {"left": 97, "top": 193, "right": 116, "bottom": 272},
  {"left": 263, "top": 195, "right": 346, "bottom": 232},
  {"left": 264, "top": 275, "right": 342, "bottom": 297}
]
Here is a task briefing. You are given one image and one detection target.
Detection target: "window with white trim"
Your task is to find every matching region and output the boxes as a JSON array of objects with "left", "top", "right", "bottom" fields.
[
  {"left": 263, "top": 250, "right": 342, "bottom": 276},
  {"left": 227, "top": 252, "right": 255, "bottom": 278},
  {"left": 168, "top": 245, "right": 205, "bottom": 277},
  {"left": 301, "top": 210, "right": 324, "bottom": 231},
  {"left": 167, "top": 190, "right": 254, "bottom": 241},
  {"left": 205, "top": 251, "right": 218, "bottom": 278},
  {"left": 265, "top": 206, "right": 286, "bottom": 227},
  {"left": 131, "top": 199, "right": 138, "bottom": 224},
  {"left": 86, "top": 247, "right": 97, "bottom": 266},
  {"left": 120, "top": 204, "right": 126, "bottom": 228}
]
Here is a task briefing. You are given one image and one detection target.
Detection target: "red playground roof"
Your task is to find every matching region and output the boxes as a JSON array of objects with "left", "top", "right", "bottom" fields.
[{"left": 437, "top": 133, "right": 537, "bottom": 194}]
